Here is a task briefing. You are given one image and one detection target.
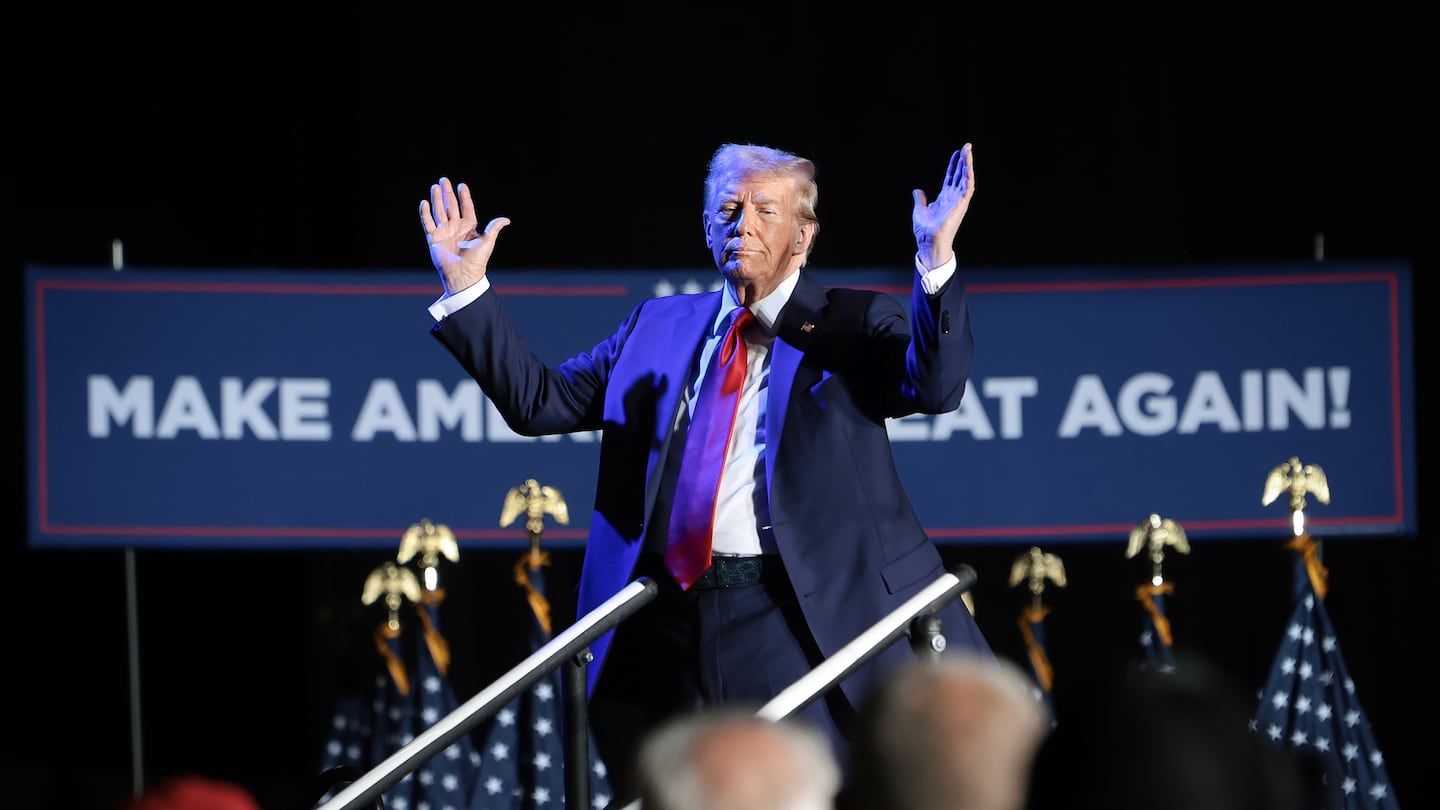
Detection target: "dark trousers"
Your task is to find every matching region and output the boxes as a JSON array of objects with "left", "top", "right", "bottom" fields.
[{"left": 588, "top": 554, "right": 854, "bottom": 804}]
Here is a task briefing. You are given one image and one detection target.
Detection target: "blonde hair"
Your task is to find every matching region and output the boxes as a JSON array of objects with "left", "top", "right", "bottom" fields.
[{"left": 705, "top": 143, "right": 820, "bottom": 261}]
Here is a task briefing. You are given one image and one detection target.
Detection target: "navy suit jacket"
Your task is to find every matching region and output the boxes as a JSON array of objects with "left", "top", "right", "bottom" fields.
[{"left": 433, "top": 268, "right": 992, "bottom": 711}]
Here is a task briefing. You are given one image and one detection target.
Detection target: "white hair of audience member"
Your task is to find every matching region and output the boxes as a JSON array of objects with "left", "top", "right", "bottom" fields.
[
  {"left": 633, "top": 706, "right": 841, "bottom": 810},
  {"left": 845, "top": 653, "right": 1051, "bottom": 810}
]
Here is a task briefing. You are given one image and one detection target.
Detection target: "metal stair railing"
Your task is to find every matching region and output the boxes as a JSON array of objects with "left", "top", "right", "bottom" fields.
[
  {"left": 757, "top": 563, "right": 977, "bottom": 720},
  {"left": 614, "top": 563, "right": 979, "bottom": 810}
]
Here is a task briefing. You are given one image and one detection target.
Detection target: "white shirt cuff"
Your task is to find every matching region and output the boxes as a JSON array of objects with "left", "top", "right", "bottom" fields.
[
  {"left": 428, "top": 277, "right": 491, "bottom": 322},
  {"left": 916, "top": 254, "right": 957, "bottom": 295}
]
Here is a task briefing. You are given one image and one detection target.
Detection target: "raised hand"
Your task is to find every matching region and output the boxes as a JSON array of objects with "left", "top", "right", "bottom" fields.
[
  {"left": 911, "top": 143, "right": 975, "bottom": 270},
  {"left": 419, "top": 177, "right": 511, "bottom": 296}
]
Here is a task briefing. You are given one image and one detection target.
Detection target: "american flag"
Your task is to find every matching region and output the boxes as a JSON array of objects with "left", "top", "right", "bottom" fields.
[
  {"left": 1134, "top": 582, "right": 1178, "bottom": 674},
  {"left": 1252, "top": 535, "right": 1402, "bottom": 809},
  {"left": 469, "top": 549, "right": 613, "bottom": 810},
  {"left": 319, "top": 597, "right": 481, "bottom": 810}
]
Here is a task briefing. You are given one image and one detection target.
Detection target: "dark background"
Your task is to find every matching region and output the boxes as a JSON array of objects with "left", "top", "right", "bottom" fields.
[{"left": 11, "top": 4, "right": 1428, "bottom": 809}]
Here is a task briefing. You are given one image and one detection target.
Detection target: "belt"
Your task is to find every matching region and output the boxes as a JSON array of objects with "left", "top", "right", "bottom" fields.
[{"left": 691, "top": 554, "right": 781, "bottom": 590}]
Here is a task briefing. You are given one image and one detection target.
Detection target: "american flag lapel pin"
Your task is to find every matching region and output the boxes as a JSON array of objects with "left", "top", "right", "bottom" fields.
[{"left": 801, "top": 321, "right": 815, "bottom": 332}]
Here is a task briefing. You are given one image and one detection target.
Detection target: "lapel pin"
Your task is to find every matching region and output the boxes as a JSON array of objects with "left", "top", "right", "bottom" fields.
[{"left": 801, "top": 321, "right": 815, "bottom": 333}]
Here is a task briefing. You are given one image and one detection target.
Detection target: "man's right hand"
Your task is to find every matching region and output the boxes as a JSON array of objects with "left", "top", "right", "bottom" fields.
[{"left": 419, "top": 177, "right": 511, "bottom": 296}]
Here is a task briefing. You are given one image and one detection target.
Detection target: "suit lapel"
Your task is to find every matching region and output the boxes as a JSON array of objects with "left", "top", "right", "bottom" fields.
[{"left": 766, "top": 273, "right": 829, "bottom": 488}]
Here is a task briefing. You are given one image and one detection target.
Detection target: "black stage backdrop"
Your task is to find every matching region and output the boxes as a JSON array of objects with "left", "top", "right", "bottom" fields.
[{"left": 11, "top": 4, "right": 1428, "bottom": 810}]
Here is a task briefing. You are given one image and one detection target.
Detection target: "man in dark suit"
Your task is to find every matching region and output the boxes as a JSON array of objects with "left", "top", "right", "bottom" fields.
[{"left": 419, "top": 142, "right": 992, "bottom": 800}]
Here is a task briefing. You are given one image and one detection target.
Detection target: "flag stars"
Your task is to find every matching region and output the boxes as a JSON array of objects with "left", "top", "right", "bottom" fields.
[
  {"left": 489, "top": 742, "right": 512, "bottom": 761},
  {"left": 496, "top": 707, "right": 516, "bottom": 728},
  {"left": 534, "top": 751, "right": 554, "bottom": 771},
  {"left": 1252, "top": 580, "right": 1401, "bottom": 810},
  {"left": 535, "top": 682, "right": 555, "bottom": 702},
  {"left": 535, "top": 717, "right": 554, "bottom": 738},
  {"left": 532, "top": 786, "right": 553, "bottom": 805}
]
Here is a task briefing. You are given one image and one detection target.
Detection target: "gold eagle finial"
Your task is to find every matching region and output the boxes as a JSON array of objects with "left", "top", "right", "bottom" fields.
[
  {"left": 1009, "top": 546, "right": 1066, "bottom": 609},
  {"left": 397, "top": 518, "right": 459, "bottom": 595},
  {"left": 1125, "top": 513, "right": 1189, "bottom": 586},
  {"left": 500, "top": 478, "right": 569, "bottom": 554},
  {"left": 360, "top": 560, "right": 422, "bottom": 631},
  {"left": 1261, "top": 456, "right": 1330, "bottom": 536}
]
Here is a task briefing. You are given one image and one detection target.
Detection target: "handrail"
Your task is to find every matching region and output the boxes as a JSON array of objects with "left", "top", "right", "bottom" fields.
[
  {"left": 314, "top": 576, "right": 659, "bottom": 810},
  {"left": 614, "top": 564, "right": 977, "bottom": 810},
  {"left": 756, "top": 564, "right": 976, "bottom": 720}
]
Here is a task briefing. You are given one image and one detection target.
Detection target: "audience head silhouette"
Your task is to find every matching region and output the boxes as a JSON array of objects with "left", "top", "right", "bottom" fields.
[
  {"left": 632, "top": 706, "right": 841, "bottom": 810},
  {"left": 120, "top": 775, "right": 261, "bottom": 810},
  {"left": 1026, "top": 650, "right": 1315, "bottom": 810},
  {"left": 840, "top": 653, "right": 1050, "bottom": 810}
]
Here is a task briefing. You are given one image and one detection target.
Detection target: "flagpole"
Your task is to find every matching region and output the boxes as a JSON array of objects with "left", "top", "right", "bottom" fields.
[{"left": 114, "top": 238, "right": 145, "bottom": 797}]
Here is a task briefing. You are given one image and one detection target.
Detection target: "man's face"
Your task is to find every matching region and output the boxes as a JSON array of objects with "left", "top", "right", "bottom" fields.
[{"left": 703, "top": 173, "right": 811, "bottom": 304}]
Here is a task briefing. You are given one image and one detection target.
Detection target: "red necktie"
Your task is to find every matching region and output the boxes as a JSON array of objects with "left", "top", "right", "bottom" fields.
[{"left": 665, "top": 307, "right": 755, "bottom": 589}]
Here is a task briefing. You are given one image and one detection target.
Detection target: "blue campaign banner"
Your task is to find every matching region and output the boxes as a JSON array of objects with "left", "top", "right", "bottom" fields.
[{"left": 25, "top": 261, "right": 1415, "bottom": 550}]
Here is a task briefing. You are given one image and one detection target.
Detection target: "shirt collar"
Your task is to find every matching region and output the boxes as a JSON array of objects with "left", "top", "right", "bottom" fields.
[{"left": 715, "top": 269, "right": 800, "bottom": 335}]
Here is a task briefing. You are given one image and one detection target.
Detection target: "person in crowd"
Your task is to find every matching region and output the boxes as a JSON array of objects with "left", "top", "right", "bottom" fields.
[
  {"left": 1025, "top": 651, "right": 1318, "bottom": 810},
  {"left": 418, "top": 140, "right": 991, "bottom": 800},
  {"left": 632, "top": 707, "right": 840, "bottom": 810},
  {"left": 839, "top": 653, "right": 1050, "bottom": 810},
  {"left": 120, "top": 775, "right": 261, "bottom": 810}
]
